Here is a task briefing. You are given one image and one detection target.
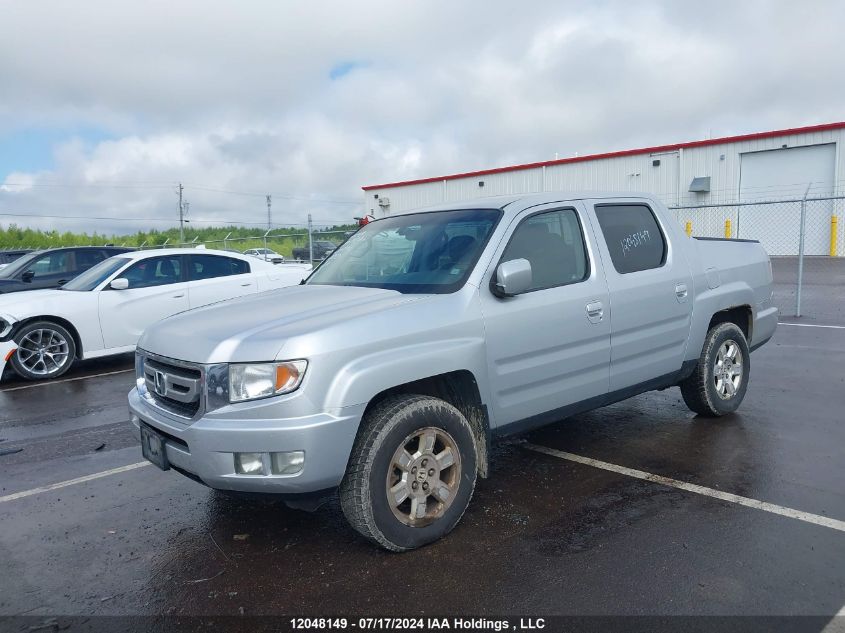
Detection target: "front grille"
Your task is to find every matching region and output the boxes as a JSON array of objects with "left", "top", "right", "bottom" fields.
[{"left": 143, "top": 356, "right": 203, "bottom": 419}]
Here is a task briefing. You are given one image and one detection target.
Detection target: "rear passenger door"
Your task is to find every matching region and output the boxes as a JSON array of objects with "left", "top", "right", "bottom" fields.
[
  {"left": 588, "top": 200, "right": 693, "bottom": 392},
  {"left": 480, "top": 203, "right": 611, "bottom": 428},
  {"left": 186, "top": 254, "right": 255, "bottom": 308}
]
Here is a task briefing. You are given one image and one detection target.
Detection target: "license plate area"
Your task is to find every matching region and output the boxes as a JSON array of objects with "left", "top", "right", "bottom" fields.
[{"left": 140, "top": 424, "right": 170, "bottom": 471}]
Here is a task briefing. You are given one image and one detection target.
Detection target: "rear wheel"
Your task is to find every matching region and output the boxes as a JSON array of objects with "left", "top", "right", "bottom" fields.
[
  {"left": 10, "top": 321, "right": 77, "bottom": 380},
  {"left": 680, "top": 322, "right": 750, "bottom": 417},
  {"left": 340, "top": 395, "right": 478, "bottom": 551}
]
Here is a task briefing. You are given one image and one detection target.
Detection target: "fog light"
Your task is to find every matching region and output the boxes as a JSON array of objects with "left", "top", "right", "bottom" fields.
[
  {"left": 235, "top": 452, "right": 265, "bottom": 475},
  {"left": 271, "top": 451, "right": 304, "bottom": 475}
]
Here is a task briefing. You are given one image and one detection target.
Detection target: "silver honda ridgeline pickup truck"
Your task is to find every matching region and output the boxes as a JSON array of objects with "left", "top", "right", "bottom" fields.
[{"left": 129, "top": 192, "right": 776, "bottom": 551}]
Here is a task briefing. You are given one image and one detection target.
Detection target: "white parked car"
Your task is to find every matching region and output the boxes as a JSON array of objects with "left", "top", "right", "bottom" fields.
[
  {"left": 243, "top": 248, "right": 284, "bottom": 264},
  {"left": 0, "top": 249, "right": 311, "bottom": 381}
]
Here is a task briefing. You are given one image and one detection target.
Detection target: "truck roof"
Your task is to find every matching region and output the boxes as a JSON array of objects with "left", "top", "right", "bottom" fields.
[{"left": 390, "top": 191, "right": 658, "bottom": 215}]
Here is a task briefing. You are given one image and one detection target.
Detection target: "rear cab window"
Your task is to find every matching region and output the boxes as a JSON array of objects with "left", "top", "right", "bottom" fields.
[{"left": 593, "top": 204, "right": 667, "bottom": 274}]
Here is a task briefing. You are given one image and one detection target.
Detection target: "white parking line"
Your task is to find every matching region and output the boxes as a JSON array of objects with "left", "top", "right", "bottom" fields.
[
  {"left": 524, "top": 443, "right": 845, "bottom": 533},
  {"left": 0, "top": 368, "right": 134, "bottom": 392},
  {"left": 822, "top": 605, "right": 845, "bottom": 632},
  {"left": 778, "top": 322, "right": 845, "bottom": 330},
  {"left": 0, "top": 462, "right": 151, "bottom": 504}
]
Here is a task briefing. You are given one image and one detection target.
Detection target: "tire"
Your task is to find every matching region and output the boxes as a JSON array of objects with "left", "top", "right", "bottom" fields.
[
  {"left": 680, "top": 322, "right": 750, "bottom": 417},
  {"left": 10, "top": 320, "right": 77, "bottom": 380},
  {"left": 340, "top": 394, "right": 478, "bottom": 551}
]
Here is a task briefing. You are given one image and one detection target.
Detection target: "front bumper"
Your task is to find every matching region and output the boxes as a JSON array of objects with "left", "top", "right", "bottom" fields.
[
  {"left": 0, "top": 340, "right": 17, "bottom": 381},
  {"left": 128, "top": 386, "right": 365, "bottom": 494}
]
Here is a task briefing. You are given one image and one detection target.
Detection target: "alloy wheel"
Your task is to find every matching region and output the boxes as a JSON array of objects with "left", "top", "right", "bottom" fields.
[
  {"left": 17, "top": 328, "right": 71, "bottom": 376},
  {"left": 713, "top": 339, "right": 743, "bottom": 399},
  {"left": 386, "top": 427, "right": 462, "bottom": 527}
]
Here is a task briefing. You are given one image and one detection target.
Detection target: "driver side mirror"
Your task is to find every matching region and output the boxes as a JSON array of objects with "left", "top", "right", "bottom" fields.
[
  {"left": 21, "top": 270, "right": 34, "bottom": 283},
  {"left": 110, "top": 278, "right": 130, "bottom": 290},
  {"left": 491, "top": 258, "right": 532, "bottom": 297}
]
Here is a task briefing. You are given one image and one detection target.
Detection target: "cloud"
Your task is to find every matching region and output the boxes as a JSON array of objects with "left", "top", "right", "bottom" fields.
[{"left": 1, "top": 0, "right": 844, "bottom": 235}]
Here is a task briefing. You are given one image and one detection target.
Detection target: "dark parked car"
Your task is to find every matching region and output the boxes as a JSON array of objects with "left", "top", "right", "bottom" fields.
[
  {"left": 292, "top": 240, "right": 337, "bottom": 262},
  {"left": 0, "top": 246, "right": 133, "bottom": 294},
  {"left": 0, "top": 249, "right": 34, "bottom": 269}
]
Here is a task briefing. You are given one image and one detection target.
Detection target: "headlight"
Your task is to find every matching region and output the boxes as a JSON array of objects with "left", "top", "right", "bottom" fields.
[
  {"left": 229, "top": 360, "right": 307, "bottom": 403},
  {"left": 134, "top": 352, "right": 147, "bottom": 395}
]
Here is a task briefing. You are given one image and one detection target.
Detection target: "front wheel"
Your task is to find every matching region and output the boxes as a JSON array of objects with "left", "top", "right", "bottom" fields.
[
  {"left": 10, "top": 321, "right": 77, "bottom": 380},
  {"left": 680, "top": 322, "right": 750, "bottom": 417},
  {"left": 340, "top": 395, "right": 478, "bottom": 551}
]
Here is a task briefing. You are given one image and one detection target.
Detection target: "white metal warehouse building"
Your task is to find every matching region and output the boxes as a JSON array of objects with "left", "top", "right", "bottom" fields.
[{"left": 361, "top": 122, "right": 845, "bottom": 256}]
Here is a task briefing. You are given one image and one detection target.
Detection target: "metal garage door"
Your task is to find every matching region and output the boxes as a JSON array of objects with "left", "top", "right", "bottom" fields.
[{"left": 738, "top": 144, "right": 835, "bottom": 255}]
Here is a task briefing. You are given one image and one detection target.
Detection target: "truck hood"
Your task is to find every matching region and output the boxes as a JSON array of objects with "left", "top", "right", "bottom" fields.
[{"left": 138, "top": 284, "right": 429, "bottom": 363}]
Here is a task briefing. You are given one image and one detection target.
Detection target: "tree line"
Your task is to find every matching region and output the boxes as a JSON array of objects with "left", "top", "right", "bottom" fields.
[{"left": 0, "top": 223, "right": 358, "bottom": 258}]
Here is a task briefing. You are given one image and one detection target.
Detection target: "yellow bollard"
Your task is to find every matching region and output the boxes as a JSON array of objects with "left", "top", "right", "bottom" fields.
[
  {"left": 831, "top": 215, "right": 839, "bottom": 257},
  {"left": 685, "top": 221, "right": 692, "bottom": 237},
  {"left": 724, "top": 218, "right": 732, "bottom": 239}
]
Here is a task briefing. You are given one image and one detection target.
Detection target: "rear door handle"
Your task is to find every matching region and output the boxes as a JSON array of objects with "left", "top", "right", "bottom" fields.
[
  {"left": 675, "top": 283, "right": 689, "bottom": 302},
  {"left": 240, "top": 283, "right": 252, "bottom": 287},
  {"left": 586, "top": 301, "right": 604, "bottom": 323},
  {"left": 172, "top": 293, "right": 185, "bottom": 298}
]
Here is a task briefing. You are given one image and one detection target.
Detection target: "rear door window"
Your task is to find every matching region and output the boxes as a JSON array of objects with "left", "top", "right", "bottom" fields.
[
  {"left": 75, "top": 249, "right": 108, "bottom": 272},
  {"left": 594, "top": 204, "right": 666, "bottom": 274},
  {"left": 189, "top": 255, "right": 250, "bottom": 280}
]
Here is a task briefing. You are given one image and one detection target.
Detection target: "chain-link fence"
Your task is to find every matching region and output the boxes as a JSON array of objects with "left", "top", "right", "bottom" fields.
[
  {"left": 136, "top": 228, "right": 354, "bottom": 265},
  {"left": 670, "top": 196, "right": 845, "bottom": 323}
]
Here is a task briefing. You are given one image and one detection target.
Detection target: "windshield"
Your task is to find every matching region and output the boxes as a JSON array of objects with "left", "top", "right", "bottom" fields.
[
  {"left": 61, "top": 257, "right": 131, "bottom": 291},
  {"left": 307, "top": 208, "right": 501, "bottom": 294},
  {"left": 0, "top": 250, "right": 44, "bottom": 279}
]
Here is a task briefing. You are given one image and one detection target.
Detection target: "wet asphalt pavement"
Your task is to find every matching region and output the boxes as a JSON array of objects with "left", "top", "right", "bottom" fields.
[{"left": 0, "top": 326, "right": 843, "bottom": 623}]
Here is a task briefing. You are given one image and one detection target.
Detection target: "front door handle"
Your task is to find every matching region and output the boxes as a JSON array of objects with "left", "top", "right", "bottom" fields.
[
  {"left": 172, "top": 293, "right": 185, "bottom": 298},
  {"left": 240, "top": 283, "right": 252, "bottom": 287},
  {"left": 586, "top": 301, "right": 604, "bottom": 324},
  {"left": 675, "top": 283, "right": 689, "bottom": 303}
]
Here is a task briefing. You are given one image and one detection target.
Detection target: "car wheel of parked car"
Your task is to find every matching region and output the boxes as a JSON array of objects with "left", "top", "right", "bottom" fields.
[
  {"left": 680, "top": 322, "right": 750, "bottom": 417},
  {"left": 340, "top": 394, "right": 478, "bottom": 551},
  {"left": 10, "top": 320, "right": 77, "bottom": 380}
]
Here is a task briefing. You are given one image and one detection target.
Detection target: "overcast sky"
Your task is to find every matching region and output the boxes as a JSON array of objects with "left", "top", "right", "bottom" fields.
[{"left": 1, "top": 0, "right": 844, "bottom": 236}]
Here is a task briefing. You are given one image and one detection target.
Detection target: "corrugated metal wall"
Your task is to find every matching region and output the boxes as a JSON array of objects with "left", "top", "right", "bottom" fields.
[{"left": 363, "top": 128, "right": 845, "bottom": 217}]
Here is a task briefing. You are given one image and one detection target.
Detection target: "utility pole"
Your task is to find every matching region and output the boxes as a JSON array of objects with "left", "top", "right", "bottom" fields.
[
  {"left": 308, "top": 213, "right": 314, "bottom": 265},
  {"left": 177, "top": 183, "right": 185, "bottom": 243},
  {"left": 266, "top": 195, "right": 272, "bottom": 230}
]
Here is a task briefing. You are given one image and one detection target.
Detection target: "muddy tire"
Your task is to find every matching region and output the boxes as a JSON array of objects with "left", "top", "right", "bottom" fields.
[
  {"left": 339, "top": 394, "right": 477, "bottom": 551},
  {"left": 680, "top": 322, "right": 750, "bottom": 417},
  {"left": 10, "top": 320, "right": 77, "bottom": 380}
]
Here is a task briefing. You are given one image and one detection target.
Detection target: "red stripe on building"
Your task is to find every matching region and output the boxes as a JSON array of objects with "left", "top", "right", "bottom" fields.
[{"left": 361, "top": 121, "right": 845, "bottom": 191}]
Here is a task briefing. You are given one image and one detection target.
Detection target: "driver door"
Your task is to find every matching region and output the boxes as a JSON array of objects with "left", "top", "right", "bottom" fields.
[
  {"left": 479, "top": 203, "right": 611, "bottom": 429},
  {"left": 98, "top": 255, "right": 189, "bottom": 349},
  {"left": 19, "top": 250, "right": 76, "bottom": 290}
]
